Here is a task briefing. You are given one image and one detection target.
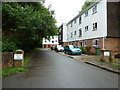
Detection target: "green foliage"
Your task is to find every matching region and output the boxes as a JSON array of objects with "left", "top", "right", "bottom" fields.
[
  {"left": 0, "top": 55, "right": 30, "bottom": 75},
  {"left": 81, "top": 1, "right": 94, "bottom": 11},
  {"left": 2, "top": 36, "right": 19, "bottom": 52},
  {"left": 80, "top": 46, "right": 86, "bottom": 54},
  {"left": 2, "top": 2, "right": 57, "bottom": 52}
]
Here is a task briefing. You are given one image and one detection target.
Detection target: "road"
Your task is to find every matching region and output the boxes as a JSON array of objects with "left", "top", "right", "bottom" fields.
[{"left": 3, "top": 49, "right": 119, "bottom": 88}]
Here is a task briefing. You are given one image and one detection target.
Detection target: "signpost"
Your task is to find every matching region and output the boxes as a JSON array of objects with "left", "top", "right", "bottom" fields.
[{"left": 14, "top": 49, "right": 24, "bottom": 67}]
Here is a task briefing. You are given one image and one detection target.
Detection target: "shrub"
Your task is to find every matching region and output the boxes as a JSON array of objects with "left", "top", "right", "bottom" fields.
[
  {"left": 2, "top": 36, "right": 19, "bottom": 52},
  {"left": 80, "top": 46, "right": 86, "bottom": 54}
]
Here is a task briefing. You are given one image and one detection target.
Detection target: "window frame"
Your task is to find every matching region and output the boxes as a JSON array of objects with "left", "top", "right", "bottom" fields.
[
  {"left": 85, "top": 26, "right": 88, "bottom": 31},
  {"left": 79, "top": 29, "right": 82, "bottom": 37},
  {"left": 93, "top": 22, "right": 97, "bottom": 30},
  {"left": 92, "top": 39, "right": 99, "bottom": 46}
]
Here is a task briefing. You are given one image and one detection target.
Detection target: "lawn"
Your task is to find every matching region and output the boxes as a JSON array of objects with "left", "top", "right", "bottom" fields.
[{"left": 0, "top": 55, "right": 31, "bottom": 75}]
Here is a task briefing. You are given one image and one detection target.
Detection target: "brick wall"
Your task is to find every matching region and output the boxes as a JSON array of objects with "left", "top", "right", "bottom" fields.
[{"left": 2, "top": 52, "right": 14, "bottom": 68}]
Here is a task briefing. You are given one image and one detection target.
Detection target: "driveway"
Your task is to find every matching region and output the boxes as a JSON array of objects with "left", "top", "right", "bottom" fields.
[{"left": 2, "top": 49, "right": 119, "bottom": 88}]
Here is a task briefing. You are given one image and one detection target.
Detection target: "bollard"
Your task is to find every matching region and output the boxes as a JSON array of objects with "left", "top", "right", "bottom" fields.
[{"left": 14, "top": 49, "right": 24, "bottom": 67}]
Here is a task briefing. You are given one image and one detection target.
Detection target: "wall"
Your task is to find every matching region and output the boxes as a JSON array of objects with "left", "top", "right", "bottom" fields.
[
  {"left": 2, "top": 52, "right": 14, "bottom": 68},
  {"left": 67, "top": 0, "right": 107, "bottom": 42},
  {"left": 42, "top": 35, "right": 59, "bottom": 45},
  {"left": 107, "top": 2, "right": 120, "bottom": 37}
]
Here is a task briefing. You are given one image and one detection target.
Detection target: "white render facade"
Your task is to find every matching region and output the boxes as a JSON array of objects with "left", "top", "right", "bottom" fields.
[
  {"left": 58, "top": 0, "right": 120, "bottom": 55},
  {"left": 67, "top": 0, "right": 107, "bottom": 42},
  {"left": 42, "top": 35, "right": 59, "bottom": 48}
]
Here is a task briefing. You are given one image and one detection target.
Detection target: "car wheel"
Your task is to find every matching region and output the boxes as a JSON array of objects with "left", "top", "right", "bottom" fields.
[
  {"left": 64, "top": 51, "right": 66, "bottom": 54},
  {"left": 79, "top": 53, "right": 81, "bottom": 55}
]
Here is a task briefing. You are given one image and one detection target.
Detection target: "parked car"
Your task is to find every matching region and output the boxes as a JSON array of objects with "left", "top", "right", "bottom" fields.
[
  {"left": 55, "top": 45, "right": 64, "bottom": 52},
  {"left": 51, "top": 46, "right": 55, "bottom": 50},
  {"left": 64, "top": 45, "right": 82, "bottom": 55}
]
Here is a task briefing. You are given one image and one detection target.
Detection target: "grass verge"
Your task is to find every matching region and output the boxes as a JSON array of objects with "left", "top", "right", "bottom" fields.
[{"left": 0, "top": 55, "right": 31, "bottom": 75}]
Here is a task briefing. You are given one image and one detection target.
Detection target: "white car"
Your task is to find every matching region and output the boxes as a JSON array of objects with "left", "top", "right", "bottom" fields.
[{"left": 55, "top": 45, "right": 64, "bottom": 52}]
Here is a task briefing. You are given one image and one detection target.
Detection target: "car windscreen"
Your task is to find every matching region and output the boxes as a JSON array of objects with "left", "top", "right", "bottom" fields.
[
  {"left": 57, "top": 45, "right": 62, "bottom": 47},
  {"left": 69, "top": 45, "right": 74, "bottom": 49}
]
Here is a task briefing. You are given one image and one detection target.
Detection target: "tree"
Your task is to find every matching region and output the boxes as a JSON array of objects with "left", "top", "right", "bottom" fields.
[
  {"left": 2, "top": 2, "right": 57, "bottom": 52},
  {"left": 81, "top": 1, "right": 93, "bottom": 11}
]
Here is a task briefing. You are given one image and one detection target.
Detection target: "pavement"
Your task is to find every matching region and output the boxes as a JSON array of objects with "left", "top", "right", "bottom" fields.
[
  {"left": 59, "top": 52, "right": 120, "bottom": 74},
  {"left": 2, "top": 49, "right": 119, "bottom": 88}
]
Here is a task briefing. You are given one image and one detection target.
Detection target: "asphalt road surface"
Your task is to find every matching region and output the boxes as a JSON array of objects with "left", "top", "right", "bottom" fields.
[{"left": 2, "top": 49, "right": 119, "bottom": 88}]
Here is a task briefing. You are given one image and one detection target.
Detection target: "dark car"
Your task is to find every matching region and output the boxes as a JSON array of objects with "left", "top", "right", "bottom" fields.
[
  {"left": 51, "top": 46, "right": 55, "bottom": 50},
  {"left": 64, "top": 45, "right": 82, "bottom": 55},
  {"left": 55, "top": 45, "right": 64, "bottom": 52}
]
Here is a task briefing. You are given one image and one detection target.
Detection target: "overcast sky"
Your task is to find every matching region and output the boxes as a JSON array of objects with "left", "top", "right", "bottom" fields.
[{"left": 44, "top": 0, "right": 85, "bottom": 27}]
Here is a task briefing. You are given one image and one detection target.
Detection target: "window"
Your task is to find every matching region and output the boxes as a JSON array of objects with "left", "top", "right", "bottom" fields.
[
  {"left": 45, "top": 40, "right": 47, "bottom": 42},
  {"left": 84, "top": 40, "right": 87, "bottom": 46},
  {"left": 85, "top": 26, "right": 88, "bottom": 31},
  {"left": 55, "top": 36, "right": 57, "bottom": 38},
  {"left": 79, "top": 16, "right": 81, "bottom": 24},
  {"left": 52, "top": 36, "right": 54, "bottom": 39},
  {"left": 85, "top": 11, "right": 88, "bottom": 17},
  {"left": 93, "top": 40, "right": 98, "bottom": 46},
  {"left": 93, "top": 22, "right": 97, "bottom": 30},
  {"left": 74, "top": 31, "right": 76, "bottom": 35},
  {"left": 79, "top": 42, "right": 82, "bottom": 46},
  {"left": 55, "top": 40, "right": 57, "bottom": 42},
  {"left": 71, "top": 22, "right": 73, "bottom": 27},
  {"left": 92, "top": 5, "right": 97, "bottom": 14},
  {"left": 74, "top": 19, "right": 76, "bottom": 24},
  {"left": 79, "top": 29, "right": 82, "bottom": 37},
  {"left": 52, "top": 41, "right": 54, "bottom": 43},
  {"left": 71, "top": 32, "right": 73, "bottom": 37}
]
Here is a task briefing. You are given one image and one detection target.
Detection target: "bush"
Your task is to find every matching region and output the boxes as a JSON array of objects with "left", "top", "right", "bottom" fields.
[
  {"left": 85, "top": 46, "right": 91, "bottom": 55},
  {"left": 80, "top": 46, "right": 86, "bottom": 54},
  {"left": 2, "top": 36, "right": 19, "bottom": 52}
]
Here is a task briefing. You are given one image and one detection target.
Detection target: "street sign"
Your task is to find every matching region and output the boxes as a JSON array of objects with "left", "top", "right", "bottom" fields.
[
  {"left": 14, "top": 54, "right": 23, "bottom": 60},
  {"left": 104, "top": 51, "right": 110, "bottom": 56}
]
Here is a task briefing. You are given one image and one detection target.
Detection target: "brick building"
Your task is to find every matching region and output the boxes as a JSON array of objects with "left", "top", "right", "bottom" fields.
[
  {"left": 42, "top": 35, "right": 59, "bottom": 48},
  {"left": 58, "top": 0, "right": 120, "bottom": 55}
]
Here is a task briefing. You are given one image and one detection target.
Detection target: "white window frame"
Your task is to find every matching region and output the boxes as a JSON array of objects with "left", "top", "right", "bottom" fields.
[
  {"left": 84, "top": 40, "right": 87, "bottom": 46},
  {"left": 93, "top": 22, "right": 97, "bottom": 30},
  {"left": 92, "top": 39, "right": 99, "bottom": 46},
  {"left": 92, "top": 5, "right": 97, "bottom": 14},
  {"left": 85, "top": 11, "right": 88, "bottom": 17},
  {"left": 79, "top": 16, "right": 82, "bottom": 24},
  {"left": 79, "top": 29, "right": 82, "bottom": 37},
  {"left": 85, "top": 26, "right": 88, "bottom": 31}
]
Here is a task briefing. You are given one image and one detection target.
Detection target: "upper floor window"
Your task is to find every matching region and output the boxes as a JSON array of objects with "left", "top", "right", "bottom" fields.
[
  {"left": 71, "top": 22, "right": 73, "bottom": 27},
  {"left": 79, "top": 29, "right": 82, "bottom": 37},
  {"left": 74, "top": 31, "right": 76, "bottom": 35},
  {"left": 92, "top": 40, "right": 98, "bottom": 46},
  {"left": 45, "top": 40, "right": 47, "bottom": 42},
  {"left": 55, "top": 40, "right": 57, "bottom": 42},
  {"left": 79, "top": 16, "right": 81, "bottom": 24},
  {"left": 71, "top": 32, "right": 73, "bottom": 37},
  {"left": 52, "top": 36, "right": 54, "bottom": 39},
  {"left": 93, "top": 22, "right": 97, "bottom": 30},
  {"left": 85, "top": 11, "right": 88, "bottom": 17},
  {"left": 55, "top": 36, "right": 57, "bottom": 38},
  {"left": 92, "top": 5, "right": 97, "bottom": 14},
  {"left": 74, "top": 19, "right": 76, "bottom": 24},
  {"left": 85, "top": 26, "right": 88, "bottom": 31}
]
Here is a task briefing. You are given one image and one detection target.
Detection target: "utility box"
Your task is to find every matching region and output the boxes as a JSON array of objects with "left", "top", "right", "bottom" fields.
[
  {"left": 14, "top": 49, "right": 24, "bottom": 67},
  {"left": 100, "top": 49, "right": 110, "bottom": 62}
]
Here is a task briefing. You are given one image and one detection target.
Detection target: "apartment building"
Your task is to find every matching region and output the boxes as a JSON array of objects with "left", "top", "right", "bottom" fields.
[
  {"left": 58, "top": 23, "right": 68, "bottom": 46},
  {"left": 42, "top": 35, "right": 59, "bottom": 48},
  {"left": 59, "top": 0, "right": 120, "bottom": 55}
]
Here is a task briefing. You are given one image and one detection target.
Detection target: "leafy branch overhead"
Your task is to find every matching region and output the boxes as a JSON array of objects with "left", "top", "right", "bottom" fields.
[{"left": 2, "top": 2, "right": 58, "bottom": 52}]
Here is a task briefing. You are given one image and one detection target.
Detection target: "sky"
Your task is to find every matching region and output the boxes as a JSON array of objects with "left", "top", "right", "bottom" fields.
[{"left": 44, "top": 0, "right": 86, "bottom": 27}]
